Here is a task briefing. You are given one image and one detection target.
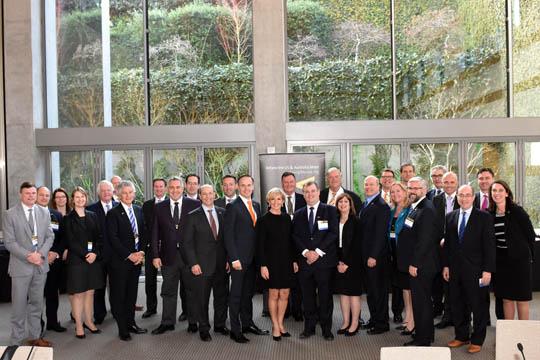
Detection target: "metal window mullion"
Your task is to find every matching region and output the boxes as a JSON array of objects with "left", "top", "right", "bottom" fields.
[
  {"left": 144, "top": 147, "right": 153, "bottom": 200},
  {"left": 515, "top": 139, "right": 524, "bottom": 204},
  {"left": 506, "top": 0, "right": 514, "bottom": 118},
  {"left": 143, "top": 0, "right": 151, "bottom": 126},
  {"left": 458, "top": 140, "right": 468, "bottom": 185},
  {"left": 390, "top": 0, "right": 397, "bottom": 120}
]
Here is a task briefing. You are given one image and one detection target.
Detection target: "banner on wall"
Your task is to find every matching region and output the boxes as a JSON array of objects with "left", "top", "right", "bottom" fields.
[{"left": 258, "top": 153, "right": 326, "bottom": 208}]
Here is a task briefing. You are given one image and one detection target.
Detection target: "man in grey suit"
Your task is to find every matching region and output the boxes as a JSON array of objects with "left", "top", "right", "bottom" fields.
[{"left": 2, "top": 182, "right": 54, "bottom": 346}]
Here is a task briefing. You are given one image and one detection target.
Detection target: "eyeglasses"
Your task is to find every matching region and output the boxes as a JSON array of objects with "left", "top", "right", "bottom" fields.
[
  {"left": 431, "top": 174, "right": 443, "bottom": 178},
  {"left": 407, "top": 187, "right": 423, "bottom": 191},
  {"left": 457, "top": 194, "right": 474, "bottom": 198}
]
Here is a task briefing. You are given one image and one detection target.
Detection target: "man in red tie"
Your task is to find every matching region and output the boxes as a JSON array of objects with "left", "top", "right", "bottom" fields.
[{"left": 474, "top": 168, "right": 494, "bottom": 211}]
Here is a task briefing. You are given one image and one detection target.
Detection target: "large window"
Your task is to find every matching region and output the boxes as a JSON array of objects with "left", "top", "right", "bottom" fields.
[
  {"left": 51, "top": 151, "right": 99, "bottom": 202},
  {"left": 204, "top": 147, "right": 249, "bottom": 196},
  {"left": 525, "top": 142, "right": 540, "bottom": 228},
  {"left": 466, "top": 142, "right": 516, "bottom": 192},
  {"left": 410, "top": 143, "right": 459, "bottom": 182},
  {"left": 152, "top": 149, "right": 197, "bottom": 179},
  {"left": 106, "top": 150, "right": 145, "bottom": 204},
  {"left": 351, "top": 144, "right": 400, "bottom": 196},
  {"left": 148, "top": 0, "right": 253, "bottom": 124},
  {"left": 287, "top": 0, "right": 392, "bottom": 121},
  {"left": 512, "top": 0, "right": 540, "bottom": 116},
  {"left": 396, "top": 0, "right": 507, "bottom": 119}
]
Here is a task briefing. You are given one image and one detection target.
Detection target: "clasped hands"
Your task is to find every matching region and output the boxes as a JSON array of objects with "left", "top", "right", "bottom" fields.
[
  {"left": 27, "top": 251, "right": 43, "bottom": 266},
  {"left": 305, "top": 250, "right": 320, "bottom": 265},
  {"left": 128, "top": 251, "right": 145, "bottom": 265}
]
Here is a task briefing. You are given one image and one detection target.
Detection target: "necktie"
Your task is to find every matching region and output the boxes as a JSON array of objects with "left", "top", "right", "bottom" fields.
[
  {"left": 481, "top": 194, "right": 488, "bottom": 210},
  {"left": 226, "top": 198, "right": 231, "bottom": 204},
  {"left": 287, "top": 196, "right": 294, "bottom": 216},
  {"left": 458, "top": 211, "right": 467, "bottom": 243},
  {"left": 106, "top": 203, "right": 111, "bottom": 214},
  {"left": 436, "top": 189, "right": 442, "bottom": 196},
  {"left": 308, "top": 207, "right": 315, "bottom": 234},
  {"left": 247, "top": 200, "right": 256, "bottom": 226},
  {"left": 28, "top": 208, "right": 35, "bottom": 234},
  {"left": 128, "top": 207, "right": 139, "bottom": 250},
  {"left": 446, "top": 196, "right": 453, "bottom": 214},
  {"left": 384, "top": 191, "right": 390, "bottom": 204},
  {"left": 328, "top": 192, "right": 336, "bottom": 206},
  {"left": 173, "top": 202, "right": 180, "bottom": 229},
  {"left": 208, "top": 209, "right": 218, "bottom": 240}
]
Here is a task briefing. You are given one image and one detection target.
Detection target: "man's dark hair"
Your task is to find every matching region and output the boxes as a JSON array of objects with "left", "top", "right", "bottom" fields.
[
  {"left": 281, "top": 171, "right": 296, "bottom": 180},
  {"left": 381, "top": 168, "right": 395, "bottom": 178},
  {"left": 20, "top": 182, "right": 36, "bottom": 193},
  {"left": 152, "top": 178, "right": 167, "bottom": 187},
  {"left": 222, "top": 175, "right": 237, "bottom": 183},
  {"left": 185, "top": 174, "right": 200, "bottom": 184},
  {"left": 400, "top": 162, "right": 415, "bottom": 173},
  {"left": 476, "top": 167, "right": 494, "bottom": 178},
  {"left": 237, "top": 174, "right": 254, "bottom": 184}
]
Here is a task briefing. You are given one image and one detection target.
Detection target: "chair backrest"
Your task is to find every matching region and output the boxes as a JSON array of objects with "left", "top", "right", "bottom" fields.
[
  {"left": 496, "top": 320, "right": 540, "bottom": 360},
  {"left": 0, "top": 346, "right": 53, "bottom": 360},
  {"left": 380, "top": 346, "right": 451, "bottom": 360}
]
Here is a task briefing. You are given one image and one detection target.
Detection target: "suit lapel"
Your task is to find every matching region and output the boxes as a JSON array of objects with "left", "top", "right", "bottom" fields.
[{"left": 17, "top": 204, "right": 33, "bottom": 239}]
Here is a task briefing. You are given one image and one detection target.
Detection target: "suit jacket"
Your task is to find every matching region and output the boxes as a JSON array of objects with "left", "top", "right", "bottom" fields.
[
  {"left": 396, "top": 197, "right": 439, "bottom": 273},
  {"left": 427, "top": 188, "right": 442, "bottom": 201},
  {"left": 2, "top": 203, "right": 54, "bottom": 276},
  {"left": 49, "top": 208, "right": 65, "bottom": 255},
  {"left": 320, "top": 187, "right": 362, "bottom": 213},
  {"left": 358, "top": 194, "right": 391, "bottom": 263},
  {"left": 433, "top": 192, "right": 460, "bottom": 240},
  {"left": 281, "top": 192, "right": 307, "bottom": 216},
  {"left": 443, "top": 208, "right": 495, "bottom": 276},
  {"left": 151, "top": 197, "right": 200, "bottom": 266},
  {"left": 338, "top": 216, "right": 361, "bottom": 267},
  {"left": 292, "top": 203, "right": 338, "bottom": 269},
  {"left": 142, "top": 197, "right": 167, "bottom": 258},
  {"left": 62, "top": 210, "right": 102, "bottom": 265},
  {"left": 86, "top": 200, "right": 118, "bottom": 262},
  {"left": 491, "top": 204, "right": 536, "bottom": 262},
  {"left": 223, "top": 197, "right": 261, "bottom": 265},
  {"left": 473, "top": 191, "right": 489, "bottom": 210},
  {"left": 181, "top": 206, "right": 227, "bottom": 276},
  {"left": 106, "top": 203, "right": 146, "bottom": 268}
]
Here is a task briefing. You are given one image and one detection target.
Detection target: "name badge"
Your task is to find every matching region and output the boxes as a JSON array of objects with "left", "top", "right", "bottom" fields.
[
  {"left": 87, "top": 242, "right": 93, "bottom": 252},
  {"left": 390, "top": 232, "right": 396, "bottom": 239},
  {"left": 31, "top": 236, "right": 38, "bottom": 250},
  {"left": 317, "top": 220, "right": 328, "bottom": 231},
  {"left": 479, "top": 278, "right": 488, "bottom": 288},
  {"left": 404, "top": 217, "right": 414, "bottom": 228},
  {"left": 51, "top": 223, "right": 59, "bottom": 230}
]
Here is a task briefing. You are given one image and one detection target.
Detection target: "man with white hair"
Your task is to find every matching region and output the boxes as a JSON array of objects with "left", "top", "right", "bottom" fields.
[{"left": 320, "top": 167, "right": 362, "bottom": 212}]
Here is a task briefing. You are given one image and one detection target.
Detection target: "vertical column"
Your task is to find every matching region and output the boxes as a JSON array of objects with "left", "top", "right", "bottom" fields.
[{"left": 252, "top": 0, "right": 288, "bottom": 192}]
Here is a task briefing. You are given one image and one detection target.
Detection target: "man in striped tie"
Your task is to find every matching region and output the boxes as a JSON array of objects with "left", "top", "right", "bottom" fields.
[{"left": 106, "top": 180, "right": 147, "bottom": 341}]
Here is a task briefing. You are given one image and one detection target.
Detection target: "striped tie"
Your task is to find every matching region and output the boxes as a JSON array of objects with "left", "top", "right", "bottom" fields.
[{"left": 128, "top": 207, "right": 139, "bottom": 250}]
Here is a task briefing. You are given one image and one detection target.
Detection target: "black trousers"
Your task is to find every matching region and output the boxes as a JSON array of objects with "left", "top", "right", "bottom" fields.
[
  {"left": 410, "top": 269, "right": 436, "bottom": 344},
  {"left": 391, "top": 285, "right": 404, "bottom": 317},
  {"left": 160, "top": 252, "right": 194, "bottom": 326},
  {"left": 433, "top": 271, "right": 453, "bottom": 321},
  {"left": 228, "top": 263, "right": 255, "bottom": 335},
  {"left": 288, "top": 273, "right": 303, "bottom": 317},
  {"left": 365, "top": 261, "right": 389, "bottom": 330},
  {"left": 298, "top": 266, "right": 333, "bottom": 333},
  {"left": 187, "top": 270, "right": 229, "bottom": 333},
  {"left": 93, "top": 261, "right": 108, "bottom": 322},
  {"left": 44, "top": 260, "right": 64, "bottom": 326},
  {"left": 450, "top": 270, "right": 490, "bottom": 346},
  {"left": 144, "top": 257, "right": 158, "bottom": 313},
  {"left": 109, "top": 263, "right": 140, "bottom": 337}
]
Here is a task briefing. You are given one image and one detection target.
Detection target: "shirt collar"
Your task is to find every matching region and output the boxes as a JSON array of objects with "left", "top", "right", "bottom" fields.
[
  {"left": 307, "top": 201, "right": 320, "bottom": 212},
  {"left": 365, "top": 192, "right": 379, "bottom": 205},
  {"left": 120, "top": 201, "right": 133, "bottom": 213},
  {"left": 170, "top": 197, "right": 182, "bottom": 207},
  {"left": 202, "top": 204, "right": 215, "bottom": 212},
  {"left": 411, "top": 196, "right": 426, "bottom": 210},
  {"left": 21, "top": 203, "right": 35, "bottom": 212},
  {"left": 461, "top": 207, "right": 473, "bottom": 216}
]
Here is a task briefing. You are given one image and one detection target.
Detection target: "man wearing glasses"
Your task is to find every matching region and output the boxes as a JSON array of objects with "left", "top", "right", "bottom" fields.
[{"left": 427, "top": 165, "right": 447, "bottom": 200}]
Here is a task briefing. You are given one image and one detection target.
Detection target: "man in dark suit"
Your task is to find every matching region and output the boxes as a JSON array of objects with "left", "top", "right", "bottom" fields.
[
  {"left": 141, "top": 178, "right": 167, "bottom": 319},
  {"left": 358, "top": 176, "right": 391, "bottom": 334},
  {"left": 320, "top": 167, "right": 362, "bottom": 212},
  {"left": 36, "top": 186, "right": 67, "bottom": 333},
  {"left": 86, "top": 179, "right": 118, "bottom": 324},
  {"left": 185, "top": 174, "right": 201, "bottom": 201},
  {"left": 444, "top": 185, "right": 495, "bottom": 354},
  {"left": 106, "top": 180, "right": 147, "bottom": 341},
  {"left": 432, "top": 171, "right": 459, "bottom": 328},
  {"left": 280, "top": 171, "right": 306, "bottom": 321},
  {"left": 151, "top": 176, "right": 200, "bottom": 335},
  {"left": 399, "top": 162, "right": 416, "bottom": 186},
  {"left": 182, "top": 184, "right": 230, "bottom": 342},
  {"left": 426, "top": 165, "right": 447, "bottom": 200},
  {"left": 215, "top": 175, "right": 237, "bottom": 208},
  {"left": 399, "top": 177, "right": 439, "bottom": 346},
  {"left": 224, "top": 174, "right": 268, "bottom": 343},
  {"left": 292, "top": 181, "right": 338, "bottom": 341}
]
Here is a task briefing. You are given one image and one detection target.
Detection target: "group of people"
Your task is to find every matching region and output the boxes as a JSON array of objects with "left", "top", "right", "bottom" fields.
[{"left": 2, "top": 164, "right": 536, "bottom": 355}]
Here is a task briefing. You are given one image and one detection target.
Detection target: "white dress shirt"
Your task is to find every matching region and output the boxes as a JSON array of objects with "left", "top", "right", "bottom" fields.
[
  {"left": 169, "top": 197, "right": 183, "bottom": 219},
  {"left": 202, "top": 204, "right": 219, "bottom": 234},
  {"left": 302, "top": 201, "right": 326, "bottom": 258}
]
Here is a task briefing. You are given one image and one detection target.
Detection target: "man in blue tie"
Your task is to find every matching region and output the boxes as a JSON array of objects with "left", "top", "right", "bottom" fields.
[{"left": 443, "top": 185, "right": 495, "bottom": 354}]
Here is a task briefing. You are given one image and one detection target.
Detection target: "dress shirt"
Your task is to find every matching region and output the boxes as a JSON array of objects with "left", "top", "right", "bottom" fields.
[
  {"left": 338, "top": 222, "right": 344, "bottom": 248},
  {"left": 327, "top": 187, "right": 344, "bottom": 205},
  {"left": 22, "top": 203, "right": 37, "bottom": 236},
  {"left": 101, "top": 200, "right": 114, "bottom": 214},
  {"left": 365, "top": 192, "right": 379, "bottom": 206},
  {"left": 301, "top": 201, "right": 326, "bottom": 258},
  {"left": 381, "top": 189, "right": 392, "bottom": 206},
  {"left": 169, "top": 197, "right": 183, "bottom": 219},
  {"left": 285, "top": 192, "right": 296, "bottom": 211},
  {"left": 154, "top": 196, "right": 166, "bottom": 204},
  {"left": 202, "top": 204, "right": 219, "bottom": 234},
  {"left": 480, "top": 192, "right": 489, "bottom": 209},
  {"left": 186, "top": 193, "right": 198, "bottom": 200},
  {"left": 239, "top": 195, "right": 257, "bottom": 222},
  {"left": 120, "top": 202, "right": 139, "bottom": 237},
  {"left": 225, "top": 195, "right": 237, "bottom": 204},
  {"left": 457, "top": 207, "right": 472, "bottom": 230},
  {"left": 410, "top": 196, "right": 426, "bottom": 211},
  {"left": 445, "top": 192, "right": 456, "bottom": 214}
]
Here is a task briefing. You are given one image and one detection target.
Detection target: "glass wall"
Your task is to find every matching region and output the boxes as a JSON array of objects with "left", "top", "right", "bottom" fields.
[
  {"left": 291, "top": 144, "right": 341, "bottom": 171},
  {"left": 51, "top": 151, "right": 99, "bottom": 202},
  {"left": 410, "top": 143, "right": 459, "bottom": 182},
  {"left": 396, "top": 0, "right": 507, "bottom": 119},
  {"left": 105, "top": 150, "right": 145, "bottom": 204},
  {"left": 204, "top": 147, "right": 249, "bottom": 196},
  {"left": 152, "top": 149, "right": 197, "bottom": 179},
  {"left": 466, "top": 142, "right": 516, "bottom": 192},
  {"left": 525, "top": 142, "right": 540, "bottom": 228},
  {"left": 148, "top": 0, "right": 253, "bottom": 124},
  {"left": 287, "top": 0, "right": 392, "bottom": 121},
  {"left": 351, "top": 144, "right": 400, "bottom": 196}
]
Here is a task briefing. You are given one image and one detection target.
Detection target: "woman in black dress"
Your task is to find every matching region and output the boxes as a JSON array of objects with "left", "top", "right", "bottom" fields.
[
  {"left": 62, "top": 187, "right": 104, "bottom": 338},
  {"left": 258, "top": 187, "right": 297, "bottom": 341},
  {"left": 334, "top": 193, "right": 363, "bottom": 337},
  {"left": 490, "top": 180, "right": 536, "bottom": 320}
]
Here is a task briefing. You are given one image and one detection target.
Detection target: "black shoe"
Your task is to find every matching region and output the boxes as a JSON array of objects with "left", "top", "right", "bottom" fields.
[
  {"left": 293, "top": 314, "right": 304, "bottom": 322},
  {"left": 142, "top": 310, "right": 156, "bottom": 319},
  {"left": 230, "top": 332, "right": 249, "bottom": 343},
  {"left": 47, "top": 323, "right": 67, "bottom": 333},
  {"left": 75, "top": 333, "right": 86, "bottom": 339},
  {"left": 94, "top": 317, "right": 104, "bottom": 325},
  {"left": 128, "top": 324, "right": 147, "bottom": 334},
  {"left": 401, "top": 327, "right": 415, "bottom": 336},
  {"left": 119, "top": 333, "right": 132, "bottom": 341},
  {"left": 367, "top": 327, "right": 389, "bottom": 335},
  {"left": 299, "top": 331, "right": 314, "bottom": 339},
  {"left": 151, "top": 324, "right": 175, "bottom": 335},
  {"left": 323, "top": 331, "right": 334, "bottom": 341},
  {"left": 273, "top": 335, "right": 281, "bottom": 341},
  {"left": 281, "top": 332, "right": 291, "bottom": 338},
  {"left": 187, "top": 323, "right": 198, "bottom": 333},
  {"left": 435, "top": 320, "right": 452, "bottom": 329},
  {"left": 404, "top": 339, "right": 430, "bottom": 346},
  {"left": 178, "top": 313, "right": 187, "bottom": 322},
  {"left": 242, "top": 325, "right": 269, "bottom": 335},
  {"left": 393, "top": 314, "right": 403, "bottom": 323},
  {"left": 395, "top": 324, "right": 407, "bottom": 331},
  {"left": 345, "top": 326, "right": 359, "bottom": 337},
  {"left": 214, "top": 326, "right": 230, "bottom": 335},
  {"left": 337, "top": 326, "right": 349, "bottom": 335},
  {"left": 361, "top": 321, "right": 374, "bottom": 330},
  {"left": 83, "top": 323, "right": 102, "bottom": 334},
  {"left": 261, "top": 310, "right": 270, "bottom": 317},
  {"left": 433, "top": 308, "right": 443, "bottom": 318},
  {"left": 200, "top": 332, "right": 212, "bottom": 342}
]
